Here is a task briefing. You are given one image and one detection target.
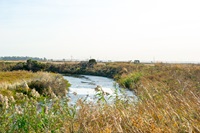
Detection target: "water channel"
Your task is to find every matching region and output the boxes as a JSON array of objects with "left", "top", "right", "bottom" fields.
[{"left": 64, "top": 75, "right": 137, "bottom": 104}]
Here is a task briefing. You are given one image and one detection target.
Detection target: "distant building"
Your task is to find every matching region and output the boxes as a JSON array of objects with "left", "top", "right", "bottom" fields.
[{"left": 134, "top": 60, "right": 140, "bottom": 64}]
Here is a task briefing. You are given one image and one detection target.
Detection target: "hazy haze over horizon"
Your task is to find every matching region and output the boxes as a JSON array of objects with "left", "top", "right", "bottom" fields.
[{"left": 0, "top": 0, "right": 200, "bottom": 62}]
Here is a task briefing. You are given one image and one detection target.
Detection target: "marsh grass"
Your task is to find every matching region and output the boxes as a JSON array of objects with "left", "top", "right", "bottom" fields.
[
  {"left": 1, "top": 85, "right": 199, "bottom": 133},
  {"left": 1, "top": 86, "right": 198, "bottom": 133},
  {"left": 0, "top": 71, "right": 35, "bottom": 84},
  {"left": 0, "top": 71, "right": 70, "bottom": 101},
  {"left": 0, "top": 64, "right": 200, "bottom": 132}
]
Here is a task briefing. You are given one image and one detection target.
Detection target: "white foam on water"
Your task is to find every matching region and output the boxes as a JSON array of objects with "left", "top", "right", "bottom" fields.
[
  {"left": 69, "top": 87, "right": 114, "bottom": 95},
  {"left": 101, "top": 87, "right": 114, "bottom": 94},
  {"left": 69, "top": 88, "right": 96, "bottom": 95}
]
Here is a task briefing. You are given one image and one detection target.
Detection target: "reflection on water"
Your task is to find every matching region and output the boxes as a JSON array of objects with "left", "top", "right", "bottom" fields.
[{"left": 64, "top": 75, "right": 137, "bottom": 105}]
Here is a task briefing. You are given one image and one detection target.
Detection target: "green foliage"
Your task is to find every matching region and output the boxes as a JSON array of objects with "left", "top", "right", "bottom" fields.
[
  {"left": 88, "top": 59, "right": 97, "bottom": 65},
  {"left": 28, "top": 80, "right": 45, "bottom": 95},
  {"left": 26, "top": 59, "right": 45, "bottom": 72},
  {"left": 12, "top": 59, "right": 45, "bottom": 72},
  {"left": 3, "top": 61, "right": 131, "bottom": 78},
  {"left": 119, "top": 72, "right": 142, "bottom": 90},
  {"left": 95, "top": 90, "right": 107, "bottom": 103},
  {"left": 0, "top": 98, "right": 72, "bottom": 132}
]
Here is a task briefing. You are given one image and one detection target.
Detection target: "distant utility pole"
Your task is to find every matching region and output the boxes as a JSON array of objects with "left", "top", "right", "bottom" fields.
[{"left": 71, "top": 56, "right": 73, "bottom": 61}]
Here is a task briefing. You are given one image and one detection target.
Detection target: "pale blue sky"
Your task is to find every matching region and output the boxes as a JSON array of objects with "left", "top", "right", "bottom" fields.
[{"left": 0, "top": 0, "right": 200, "bottom": 62}]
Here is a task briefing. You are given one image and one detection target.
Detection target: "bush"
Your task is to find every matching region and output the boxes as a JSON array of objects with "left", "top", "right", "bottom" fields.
[
  {"left": 119, "top": 72, "right": 142, "bottom": 90},
  {"left": 28, "top": 73, "right": 69, "bottom": 98},
  {"left": 12, "top": 59, "right": 45, "bottom": 72},
  {"left": 88, "top": 59, "right": 97, "bottom": 64}
]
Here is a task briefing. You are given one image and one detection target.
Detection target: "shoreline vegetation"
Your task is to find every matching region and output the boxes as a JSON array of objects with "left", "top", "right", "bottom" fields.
[
  {"left": 0, "top": 71, "right": 70, "bottom": 101},
  {"left": 0, "top": 60, "right": 200, "bottom": 132}
]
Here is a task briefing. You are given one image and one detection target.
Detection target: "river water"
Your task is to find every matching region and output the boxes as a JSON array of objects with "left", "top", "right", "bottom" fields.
[{"left": 64, "top": 75, "right": 137, "bottom": 104}]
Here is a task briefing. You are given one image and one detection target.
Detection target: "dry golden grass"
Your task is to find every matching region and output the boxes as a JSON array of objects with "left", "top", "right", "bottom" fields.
[
  {"left": 115, "top": 64, "right": 200, "bottom": 132},
  {"left": 62, "top": 85, "right": 199, "bottom": 132},
  {"left": 0, "top": 64, "right": 199, "bottom": 132},
  {"left": 0, "top": 71, "right": 69, "bottom": 99},
  {"left": 0, "top": 71, "right": 35, "bottom": 83}
]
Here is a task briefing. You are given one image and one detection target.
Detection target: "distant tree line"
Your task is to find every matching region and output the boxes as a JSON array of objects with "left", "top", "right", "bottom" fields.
[
  {"left": 10, "top": 58, "right": 121, "bottom": 77},
  {"left": 0, "top": 56, "right": 47, "bottom": 61},
  {"left": 12, "top": 59, "right": 46, "bottom": 72},
  {"left": 0, "top": 58, "right": 125, "bottom": 78}
]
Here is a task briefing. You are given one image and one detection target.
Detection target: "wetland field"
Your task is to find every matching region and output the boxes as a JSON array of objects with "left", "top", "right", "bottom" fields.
[{"left": 0, "top": 60, "right": 200, "bottom": 133}]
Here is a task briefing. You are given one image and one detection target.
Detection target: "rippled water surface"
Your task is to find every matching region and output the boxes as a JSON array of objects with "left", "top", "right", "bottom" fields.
[{"left": 64, "top": 75, "right": 137, "bottom": 104}]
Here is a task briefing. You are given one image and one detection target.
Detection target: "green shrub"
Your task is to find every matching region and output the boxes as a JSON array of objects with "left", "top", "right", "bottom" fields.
[{"left": 119, "top": 72, "right": 142, "bottom": 90}]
